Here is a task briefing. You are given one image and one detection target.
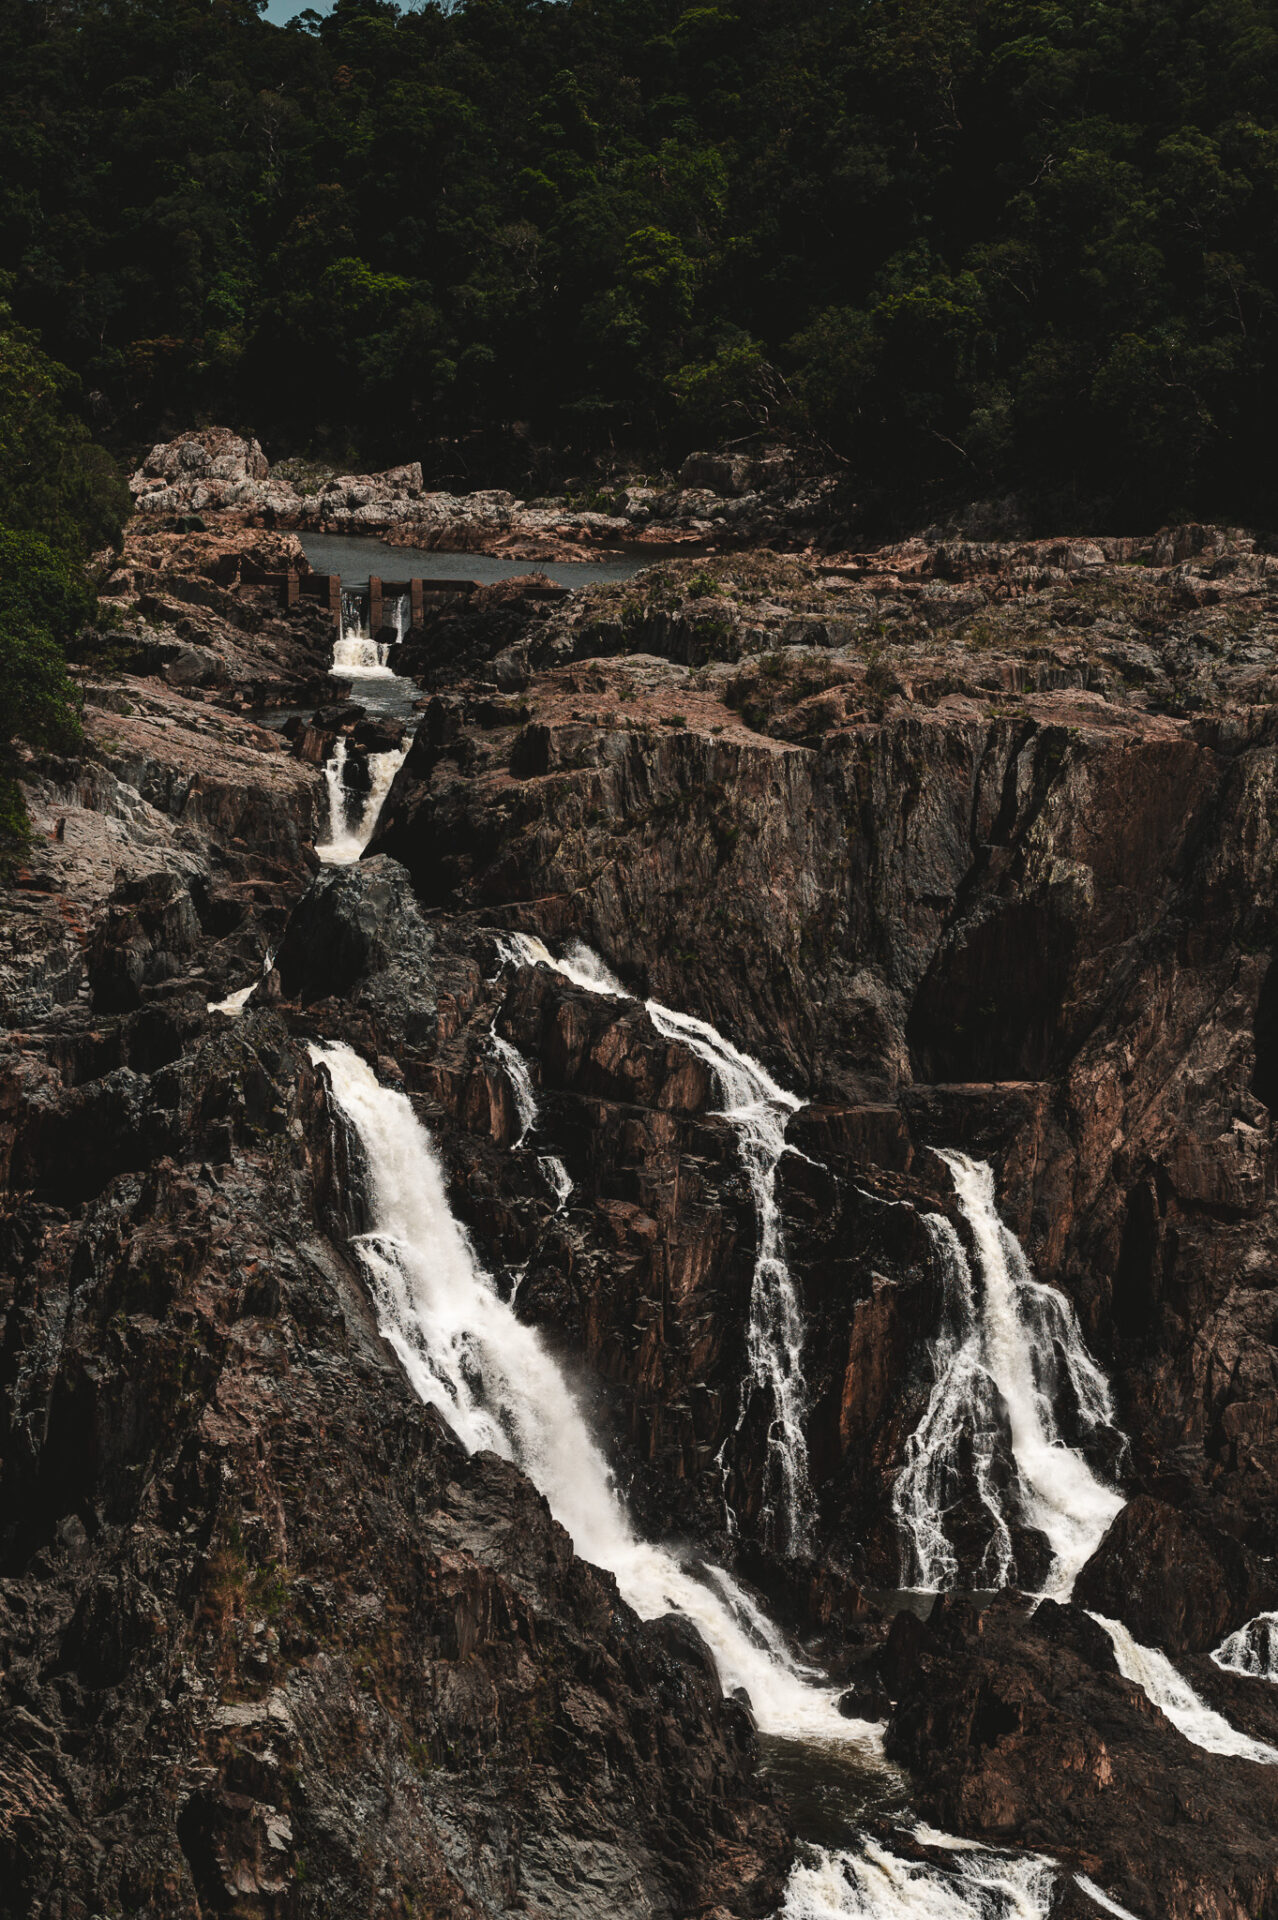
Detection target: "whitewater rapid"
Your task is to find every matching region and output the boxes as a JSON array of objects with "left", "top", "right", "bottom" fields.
[{"left": 1212, "top": 1612, "right": 1278, "bottom": 1682}]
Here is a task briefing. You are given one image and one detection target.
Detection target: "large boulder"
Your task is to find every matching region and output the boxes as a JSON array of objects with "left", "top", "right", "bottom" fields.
[
  {"left": 1073, "top": 1496, "right": 1275, "bottom": 1655},
  {"left": 275, "top": 855, "right": 435, "bottom": 1040},
  {"left": 131, "top": 426, "right": 269, "bottom": 490}
]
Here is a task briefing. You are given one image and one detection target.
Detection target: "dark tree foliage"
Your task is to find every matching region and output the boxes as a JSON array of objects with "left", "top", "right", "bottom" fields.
[
  {"left": 0, "top": 289, "right": 131, "bottom": 557},
  {"left": 3, "top": 0, "right": 1277, "bottom": 526},
  {"left": 0, "top": 525, "right": 88, "bottom": 872}
]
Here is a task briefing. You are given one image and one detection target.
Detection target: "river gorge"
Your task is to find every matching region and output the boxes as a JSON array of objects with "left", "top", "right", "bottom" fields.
[{"left": 5, "top": 430, "right": 1278, "bottom": 1920}]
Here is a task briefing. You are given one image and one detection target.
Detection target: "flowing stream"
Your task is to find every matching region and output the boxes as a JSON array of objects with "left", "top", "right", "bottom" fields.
[
  {"left": 894, "top": 1152, "right": 1124, "bottom": 1598},
  {"left": 782, "top": 1839, "right": 1055, "bottom": 1918},
  {"left": 1089, "top": 1613, "right": 1278, "bottom": 1761},
  {"left": 316, "top": 592, "right": 412, "bottom": 864},
  {"left": 495, "top": 932, "right": 816, "bottom": 1556}
]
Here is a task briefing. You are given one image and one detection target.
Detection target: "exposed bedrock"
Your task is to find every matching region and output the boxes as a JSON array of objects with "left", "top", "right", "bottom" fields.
[
  {"left": 0, "top": 1012, "right": 788, "bottom": 1920},
  {"left": 882, "top": 1594, "right": 1278, "bottom": 1920},
  {"left": 368, "top": 583, "right": 1278, "bottom": 1620},
  {"left": 10, "top": 513, "right": 1278, "bottom": 1916}
]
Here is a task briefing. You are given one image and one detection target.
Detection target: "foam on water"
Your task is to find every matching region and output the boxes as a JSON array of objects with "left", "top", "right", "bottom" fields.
[
  {"left": 1089, "top": 1613, "right": 1278, "bottom": 1761},
  {"left": 781, "top": 1838, "right": 1055, "bottom": 1918}
]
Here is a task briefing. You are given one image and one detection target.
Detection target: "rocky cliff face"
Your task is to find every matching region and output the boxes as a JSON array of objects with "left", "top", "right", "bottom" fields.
[{"left": 7, "top": 493, "right": 1278, "bottom": 1919}]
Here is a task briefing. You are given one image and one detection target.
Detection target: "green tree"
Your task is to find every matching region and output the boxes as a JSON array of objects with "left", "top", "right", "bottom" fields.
[
  {"left": 0, "top": 527, "right": 87, "bottom": 874},
  {"left": 0, "top": 298, "right": 130, "bottom": 557}
]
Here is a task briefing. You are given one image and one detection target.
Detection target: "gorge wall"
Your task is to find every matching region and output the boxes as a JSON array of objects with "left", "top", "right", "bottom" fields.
[{"left": 5, "top": 445, "right": 1278, "bottom": 1920}]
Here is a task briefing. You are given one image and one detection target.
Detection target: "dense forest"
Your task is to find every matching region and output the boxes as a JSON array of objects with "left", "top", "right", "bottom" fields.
[{"left": 3, "top": 0, "right": 1278, "bottom": 526}]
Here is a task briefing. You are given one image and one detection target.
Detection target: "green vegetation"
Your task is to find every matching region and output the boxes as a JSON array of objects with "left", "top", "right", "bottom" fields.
[
  {"left": 0, "top": 0, "right": 1274, "bottom": 527},
  {"left": 0, "top": 289, "right": 121, "bottom": 874},
  {"left": 0, "top": 293, "right": 130, "bottom": 558},
  {"left": 0, "top": 527, "right": 89, "bottom": 872}
]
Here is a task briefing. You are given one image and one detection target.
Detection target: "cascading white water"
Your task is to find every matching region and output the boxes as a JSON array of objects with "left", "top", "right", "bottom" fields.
[
  {"left": 332, "top": 588, "right": 393, "bottom": 678},
  {"left": 643, "top": 997, "right": 813, "bottom": 1557},
  {"left": 1211, "top": 1612, "right": 1278, "bottom": 1681},
  {"left": 389, "top": 591, "right": 410, "bottom": 643},
  {"left": 894, "top": 1152, "right": 1124, "bottom": 1598},
  {"left": 539, "top": 1154, "right": 573, "bottom": 1209},
  {"left": 1088, "top": 1613, "right": 1278, "bottom": 1761},
  {"left": 1073, "top": 1874, "right": 1142, "bottom": 1920},
  {"left": 489, "top": 1026, "right": 538, "bottom": 1145},
  {"left": 309, "top": 1039, "right": 875, "bottom": 1746},
  {"left": 495, "top": 932, "right": 816, "bottom": 1557},
  {"left": 782, "top": 1836, "right": 1056, "bottom": 1918},
  {"left": 316, "top": 739, "right": 408, "bottom": 866}
]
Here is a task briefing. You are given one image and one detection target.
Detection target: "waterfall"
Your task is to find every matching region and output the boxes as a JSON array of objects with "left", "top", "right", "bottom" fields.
[
  {"left": 332, "top": 588, "right": 392, "bottom": 678},
  {"left": 316, "top": 739, "right": 407, "bottom": 867},
  {"left": 643, "top": 998, "right": 813, "bottom": 1558},
  {"left": 894, "top": 1153, "right": 1124, "bottom": 1597},
  {"left": 539, "top": 1155, "right": 573, "bottom": 1210},
  {"left": 309, "top": 1039, "right": 874, "bottom": 1746},
  {"left": 389, "top": 592, "right": 410, "bottom": 643},
  {"left": 1088, "top": 1613, "right": 1278, "bottom": 1761},
  {"left": 495, "top": 933, "right": 815, "bottom": 1558},
  {"left": 489, "top": 1026, "right": 538, "bottom": 1145},
  {"left": 1212, "top": 1612, "right": 1278, "bottom": 1681},
  {"left": 781, "top": 1836, "right": 1055, "bottom": 1918},
  {"left": 486, "top": 1019, "right": 573, "bottom": 1206}
]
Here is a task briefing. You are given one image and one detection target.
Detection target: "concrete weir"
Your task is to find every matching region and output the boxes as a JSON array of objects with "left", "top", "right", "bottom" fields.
[{"left": 250, "top": 565, "right": 568, "bottom": 635}]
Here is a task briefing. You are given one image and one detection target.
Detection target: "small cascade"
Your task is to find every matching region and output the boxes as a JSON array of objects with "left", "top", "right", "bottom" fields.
[
  {"left": 894, "top": 1152, "right": 1124, "bottom": 1597},
  {"left": 489, "top": 1026, "right": 538, "bottom": 1144},
  {"left": 332, "top": 587, "right": 392, "bottom": 678},
  {"left": 494, "top": 932, "right": 816, "bottom": 1557},
  {"left": 539, "top": 1155, "right": 573, "bottom": 1210},
  {"left": 310, "top": 1040, "right": 875, "bottom": 1746},
  {"left": 388, "top": 592, "right": 410, "bottom": 643},
  {"left": 1211, "top": 1612, "right": 1278, "bottom": 1681},
  {"left": 1073, "top": 1874, "right": 1143, "bottom": 1920},
  {"left": 643, "top": 998, "right": 813, "bottom": 1558},
  {"left": 1088, "top": 1613, "right": 1278, "bottom": 1761},
  {"left": 782, "top": 1836, "right": 1055, "bottom": 1918},
  {"left": 206, "top": 945, "right": 276, "bottom": 1018},
  {"left": 316, "top": 739, "right": 407, "bottom": 866}
]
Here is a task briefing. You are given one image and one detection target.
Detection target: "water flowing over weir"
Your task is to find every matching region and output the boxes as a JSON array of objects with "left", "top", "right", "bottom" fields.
[
  {"left": 308, "top": 1039, "right": 872, "bottom": 1746},
  {"left": 316, "top": 590, "right": 411, "bottom": 864},
  {"left": 494, "top": 933, "right": 816, "bottom": 1556},
  {"left": 332, "top": 587, "right": 393, "bottom": 677},
  {"left": 894, "top": 1152, "right": 1124, "bottom": 1598}
]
